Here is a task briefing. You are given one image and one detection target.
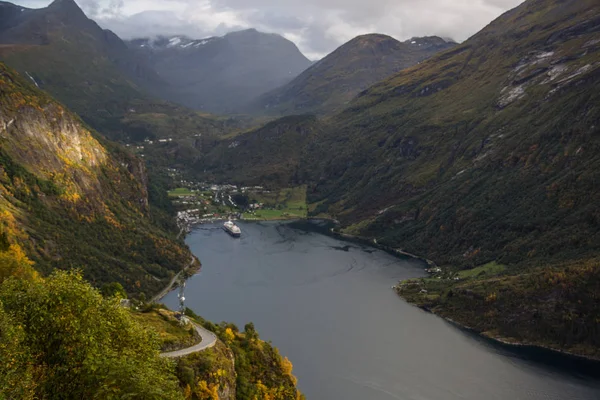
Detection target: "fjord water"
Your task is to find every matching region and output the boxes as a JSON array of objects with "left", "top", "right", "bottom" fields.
[{"left": 164, "top": 221, "right": 600, "bottom": 400}]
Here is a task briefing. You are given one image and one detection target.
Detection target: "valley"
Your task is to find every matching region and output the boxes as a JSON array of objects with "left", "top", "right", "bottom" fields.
[{"left": 0, "top": 0, "right": 599, "bottom": 398}]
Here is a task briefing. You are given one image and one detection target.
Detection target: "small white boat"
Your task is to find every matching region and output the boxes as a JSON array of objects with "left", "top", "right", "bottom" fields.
[{"left": 223, "top": 220, "right": 241, "bottom": 238}]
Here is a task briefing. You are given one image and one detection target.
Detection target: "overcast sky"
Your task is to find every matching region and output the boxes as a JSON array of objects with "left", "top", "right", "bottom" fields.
[{"left": 15, "top": 0, "right": 524, "bottom": 59}]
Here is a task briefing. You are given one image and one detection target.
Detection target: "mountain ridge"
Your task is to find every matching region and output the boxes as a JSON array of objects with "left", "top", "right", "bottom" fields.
[
  {"left": 127, "top": 29, "right": 313, "bottom": 113},
  {"left": 248, "top": 33, "right": 456, "bottom": 115}
]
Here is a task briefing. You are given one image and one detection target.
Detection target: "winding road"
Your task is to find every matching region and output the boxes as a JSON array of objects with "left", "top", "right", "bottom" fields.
[
  {"left": 151, "top": 256, "right": 217, "bottom": 358},
  {"left": 150, "top": 256, "right": 197, "bottom": 304},
  {"left": 160, "top": 322, "right": 218, "bottom": 358}
]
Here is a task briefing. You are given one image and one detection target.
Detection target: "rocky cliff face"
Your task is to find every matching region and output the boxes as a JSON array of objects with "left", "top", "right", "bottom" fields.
[{"left": 0, "top": 61, "right": 190, "bottom": 295}]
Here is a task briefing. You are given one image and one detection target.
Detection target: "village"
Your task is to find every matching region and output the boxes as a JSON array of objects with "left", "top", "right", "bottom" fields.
[{"left": 166, "top": 173, "right": 309, "bottom": 232}]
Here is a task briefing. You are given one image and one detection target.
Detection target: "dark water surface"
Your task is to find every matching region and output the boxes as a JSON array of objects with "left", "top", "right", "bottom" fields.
[{"left": 163, "top": 221, "right": 600, "bottom": 400}]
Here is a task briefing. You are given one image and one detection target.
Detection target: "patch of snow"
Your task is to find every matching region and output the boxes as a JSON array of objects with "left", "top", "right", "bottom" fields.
[
  {"left": 181, "top": 42, "right": 194, "bottom": 48},
  {"left": 168, "top": 37, "right": 182, "bottom": 47},
  {"left": 2, "top": 118, "right": 15, "bottom": 134},
  {"left": 194, "top": 39, "right": 211, "bottom": 47},
  {"left": 24, "top": 71, "right": 39, "bottom": 88},
  {"left": 536, "top": 51, "right": 554, "bottom": 59},
  {"left": 378, "top": 206, "right": 392, "bottom": 215},
  {"left": 411, "top": 41, "right": 416, "bottom": 44},
  {"left": 513, "top": 62, "right": 529, "bottom": 73}
]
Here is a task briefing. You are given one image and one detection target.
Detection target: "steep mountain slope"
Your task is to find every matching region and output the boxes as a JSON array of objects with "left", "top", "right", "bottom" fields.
[
  {"left": 196, "top": 114, "right": 321, "bottom": 187},
  {"left": 0, "top": 0, "right": 242, "bottom": 148},
  {"left": 309, "top": 0, "right": 600, "bottom": 265},
  {"left": 0, "top": 61, "right": 192, "bottom": 296},
  {"left": 0, "top": 0, "right": 163, "bottom": 126},
  {"left": 128, "top": 30, "right": 313, "bottom": 113},
  {"left": 249, "top": 35, "right": 455, "bottom": 115},
  {"left": 303, "top": 0, "right": 600, "bottom": 356}
]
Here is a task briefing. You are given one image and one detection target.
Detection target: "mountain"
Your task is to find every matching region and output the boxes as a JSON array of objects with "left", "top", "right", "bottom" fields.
[
  {"left": 0, "top": 0, "right": 244, "bottom": 150},
  {"left": 248, "top": 34, "right": 456, "bottom": 115},
  {"left": 196, "top": 114, "right": 321, "bottom": 187},
  {"left": 198, "top": 0, "right": 600, "bottom": 357},
  {"left": 127, "top": 30, "right": 313, "bottom": 113},
  {"left": 0, "top": 60, "right": 193, "bottom": 296},
  {"left": 0, "top": 0, "right": 163, "bottom": 120}
]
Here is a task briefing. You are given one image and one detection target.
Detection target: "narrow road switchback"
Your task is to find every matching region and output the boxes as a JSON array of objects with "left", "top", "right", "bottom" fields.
[{"left": 160, "top": 322, "right": 217, "bottom": 358}]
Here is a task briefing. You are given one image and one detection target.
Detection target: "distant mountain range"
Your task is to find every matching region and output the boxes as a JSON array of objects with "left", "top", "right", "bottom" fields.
[
  {"left": 249, "top": 34, "right": 456, "bottom": 115},
  {"left": 128, "top": 30, "right": 313, "bottom": 113},
  {"left": 0, "top": 0, "right": 452, "bottom": 120}
]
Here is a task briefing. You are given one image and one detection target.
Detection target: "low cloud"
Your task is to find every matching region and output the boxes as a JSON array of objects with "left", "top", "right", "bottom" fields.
[{"left": 14, "top": 0, "right": 525, "bottom": 59}]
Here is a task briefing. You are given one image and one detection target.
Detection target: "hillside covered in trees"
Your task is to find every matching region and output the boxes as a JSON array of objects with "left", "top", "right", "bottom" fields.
[
  {"left": 0, "top": 263, "right": 303, "bottom": 399},
  {"left": 0, "top": 60, "right": 196, "bottom": 296}
]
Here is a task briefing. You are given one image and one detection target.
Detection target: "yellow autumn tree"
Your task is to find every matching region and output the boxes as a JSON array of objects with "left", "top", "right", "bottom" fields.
[
  {"left": 195, "top": 380, "right": 219, "bottom": 400},
  {"left": 223, "top": 327, "right": 235, "bottom": 344},
  {"left": 0, "top": 244, "right": 38, "bottom": 284},
  {"left": 254, "top": 381, "right": 278, "bottom": 400},
  {"left": 280, "top": 357, "right": 297, "bottom": 385},
  {"left": 183, "top": 384, "right": 192, "bottom": 400}
]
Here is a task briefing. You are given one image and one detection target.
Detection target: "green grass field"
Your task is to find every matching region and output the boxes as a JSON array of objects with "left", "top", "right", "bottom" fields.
[
  {"left": 168, "top": 188, "right": 194, "bottom": 197},
  {"left": 243, "top": 208, "right": 305, "bottom": 221},
  {"left": 456, "top": 262, "right": 507, "bottom": 279},
  {"left": 245, "top": 185, "right": 308, "bottom": 220}
]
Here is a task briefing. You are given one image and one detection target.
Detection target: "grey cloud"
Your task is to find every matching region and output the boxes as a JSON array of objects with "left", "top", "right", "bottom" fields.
[
  {"left": 245, "top": 10, "right": 305, "bottom": 31},
  {"left": 13, "top": 0, "right": 526, "bottom": 58}
]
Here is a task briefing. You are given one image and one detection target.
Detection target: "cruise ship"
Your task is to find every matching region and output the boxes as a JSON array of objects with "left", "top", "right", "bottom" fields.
[{"left": 223, "top": 220, "right": 241, "bottom": 238}]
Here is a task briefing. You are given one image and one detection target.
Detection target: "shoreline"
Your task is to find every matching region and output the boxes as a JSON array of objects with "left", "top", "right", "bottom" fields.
[
  {"left": 324, "top": 226, "right": 600, "bottom": 364},
  {"left": 158, "top": 217, "right": 600, "bottom": 364},
  {"left": 328, "top": 228, "right": 436, "bottom": 268},
  {"left": 435, "top": 311, "right": 600, "bottom": 363}
]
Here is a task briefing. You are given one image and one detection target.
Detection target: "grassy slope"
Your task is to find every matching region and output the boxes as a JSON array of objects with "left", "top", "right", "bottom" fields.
[
  {"left": 252, "top": 35, "right": 455, "bottom": 116},
  {"left": 132, "top": 308, "right": 199, "bottom": 352},
  {"left": 306, "top": 0, "right": 600, "bottom": 263},
  {"left": 399, "top": 257, "right": 600, "bottom": 358}
]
